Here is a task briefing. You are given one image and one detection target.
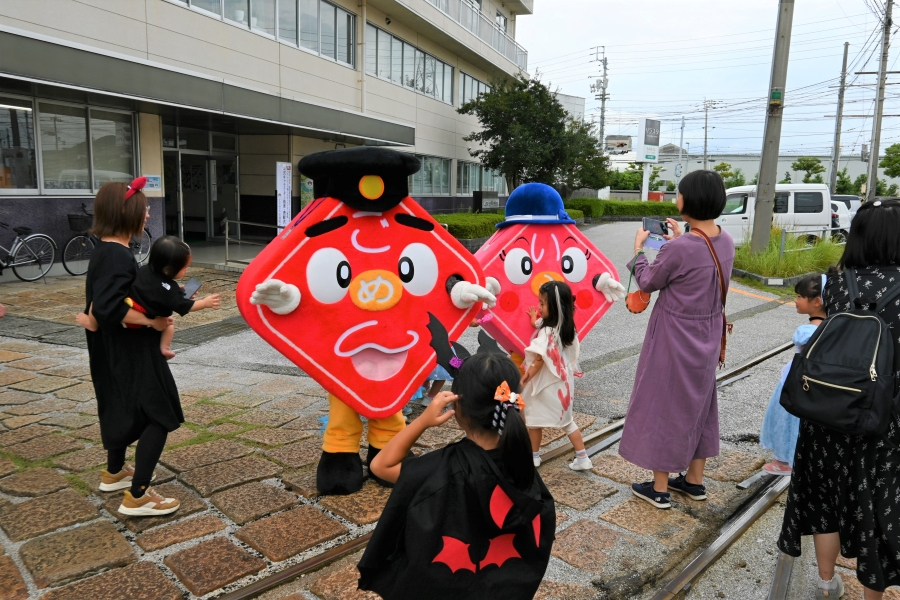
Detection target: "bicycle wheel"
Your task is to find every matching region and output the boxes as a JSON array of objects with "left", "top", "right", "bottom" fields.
[
  {"left": 63, "top": 234, "right": 95, "bottom": 276},
  {"left": 132, "top": 229, "right": 151, "bottom": 265},
  {"left": 12, "top": 234, "right": 56, "bottom": 282}
]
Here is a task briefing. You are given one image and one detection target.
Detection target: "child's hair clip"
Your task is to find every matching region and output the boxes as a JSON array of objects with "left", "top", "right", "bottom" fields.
[{"left": 476, "top": 313, "right": 494, "bottom": 325}]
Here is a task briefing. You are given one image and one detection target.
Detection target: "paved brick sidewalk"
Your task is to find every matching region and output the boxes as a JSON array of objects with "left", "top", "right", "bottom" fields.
[{"left": 0, "top": 265, "right": 772, "bottom": 600}]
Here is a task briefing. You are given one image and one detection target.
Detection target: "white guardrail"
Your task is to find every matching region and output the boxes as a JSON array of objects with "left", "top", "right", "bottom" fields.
[
  {"left": 779, "top": 226, "right": 847, "bottom": 258},
  {"left": 425, "top": 0, "right": 528, "bottom": 70}
]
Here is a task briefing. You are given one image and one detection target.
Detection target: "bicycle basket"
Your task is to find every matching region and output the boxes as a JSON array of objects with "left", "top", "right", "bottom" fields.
[{"left": 67, "top": 213, "right": 93, "bottom": 232}]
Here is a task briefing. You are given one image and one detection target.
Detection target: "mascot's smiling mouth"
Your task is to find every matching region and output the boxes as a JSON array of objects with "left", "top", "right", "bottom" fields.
[{"left": 335, "top": 320, "right": 420, "bottom": 381}]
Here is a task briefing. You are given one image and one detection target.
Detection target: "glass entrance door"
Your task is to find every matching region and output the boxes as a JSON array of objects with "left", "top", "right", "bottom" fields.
[
  {"left": 207, "top": 156, "right": 239, "bottom": 239},
  {"left": 180, "top": 154, "right": 208, "bottom": 242}
]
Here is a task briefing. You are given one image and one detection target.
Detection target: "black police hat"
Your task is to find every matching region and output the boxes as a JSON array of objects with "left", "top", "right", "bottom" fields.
[{"left": 298, "top": 147, "right": 421, "bottom": 212}]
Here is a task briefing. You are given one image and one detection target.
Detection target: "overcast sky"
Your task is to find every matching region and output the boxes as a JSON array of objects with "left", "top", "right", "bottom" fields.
[{"left": 516, "top": 0, "right": 893, "bottom": 157}]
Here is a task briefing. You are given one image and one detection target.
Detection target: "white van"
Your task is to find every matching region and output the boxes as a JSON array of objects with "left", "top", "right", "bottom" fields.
[{"left": 720, "top": 184, "right": 832, "bottom": 245}]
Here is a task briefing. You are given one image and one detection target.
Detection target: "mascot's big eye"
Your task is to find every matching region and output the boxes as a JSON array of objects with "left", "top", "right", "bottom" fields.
[
  {"left": 307, "top": 247, "right": 352, "bottom": 304},
  {"left": 398, "top": 243, "right": 438, "bottom": 296},
  {"left": 504, "top": 248, "right": 532, "bottom": 285},
  {"left": 561, "top": 247, "right": 588, "bottom": 283}
]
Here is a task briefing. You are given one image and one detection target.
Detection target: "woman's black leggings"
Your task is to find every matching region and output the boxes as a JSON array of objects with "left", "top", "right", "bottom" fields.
[{"left": 107, "top": 423, "right": 168, "bottom": 497}]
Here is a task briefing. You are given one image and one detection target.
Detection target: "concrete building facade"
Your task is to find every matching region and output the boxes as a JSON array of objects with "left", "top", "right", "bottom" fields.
[{"left": 0, "top": 0, "right": 532, "bottom": 251}]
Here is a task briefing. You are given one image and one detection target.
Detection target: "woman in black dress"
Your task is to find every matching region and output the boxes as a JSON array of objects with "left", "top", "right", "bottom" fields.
[
  {"left": 79, "top": 179, "right": 183, "bottom": 517},
  {"left": 778, "top": 199, "right": 900, "bottom": 599}
]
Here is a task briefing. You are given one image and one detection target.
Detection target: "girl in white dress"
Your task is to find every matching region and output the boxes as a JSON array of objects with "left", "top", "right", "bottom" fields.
[{"left": 521, "top": 281, "right": 591, "bottom": 471}]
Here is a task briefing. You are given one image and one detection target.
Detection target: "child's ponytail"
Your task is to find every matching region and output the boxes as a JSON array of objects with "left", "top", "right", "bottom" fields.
[
  {"left": 498, "top": 403, "right": 535, "bottom": 490},
  {"left": 451, "top": 353, "right": 536, "bottom": 491}
]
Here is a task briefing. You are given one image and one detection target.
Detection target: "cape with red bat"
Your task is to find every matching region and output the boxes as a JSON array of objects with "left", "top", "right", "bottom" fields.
[{"left": 357, "top": 437, "right": 555, "bottom": 600}]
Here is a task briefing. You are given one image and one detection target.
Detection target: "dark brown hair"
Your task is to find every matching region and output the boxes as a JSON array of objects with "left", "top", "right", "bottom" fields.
[
  {"left": 91, "top": 182, "right": 147, "bottom": 239},
  {"left": 838, "top": 199, "right": 900, "bottom": 269}
]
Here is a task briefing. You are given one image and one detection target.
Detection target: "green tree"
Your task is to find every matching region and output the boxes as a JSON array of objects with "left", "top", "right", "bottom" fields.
[
  {"left": 458, "top": 74, "right": 568, "bottom": 190},
  {"left": 648, "top": 165, "right": 664, "bottom": 191},
  {"left": 713, "top": 162, "right": 734, "bottom": 179},
  {"left": 834, "top": 167, "right": 855, "bottom": 194},
  {"left": 607, "top": 163, "right": 643, "bottom": 191},
  {"left": 666, "top": 181, "right": 677, "bottom": 192},
  {"left": 851, "top": 173, "right": 899, "bottom": 196},
  {"left": 723, "top": 168, "right": 746, "bottom": 189},
  {"left": 553, "top": 118, "right": 611, "bottom": 198},
  {"left": 878, "top": 143, "right": 900, "bottom": 178},
  {"left": 791, "top": 157, "right": 826, "bottom": 183},
  {"left": 749, "top": 172, "right": 758, "bottom": 185},
  {"left": 779, "top": 171, "right": 792, "bottom": 184}
]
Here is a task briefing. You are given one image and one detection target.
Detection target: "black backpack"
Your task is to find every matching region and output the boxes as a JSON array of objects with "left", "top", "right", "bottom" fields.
[{"left": 780, "top": 269, "right": 900, "bottom": 437}]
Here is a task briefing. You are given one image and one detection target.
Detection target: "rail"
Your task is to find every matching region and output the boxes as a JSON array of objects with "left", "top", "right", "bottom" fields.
[
  {"left": 424, "top": 0, "right": 528, "bottom": 70},
  {"left": 779, "top": 226, "right": 846, "bottom": 258},
  {"left": 222, "top": 218, "right": 279, "bottom": 265}
]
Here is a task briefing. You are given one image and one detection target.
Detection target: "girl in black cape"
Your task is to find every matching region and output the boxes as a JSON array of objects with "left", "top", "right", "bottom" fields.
[
  {"left": 359, "top": 352, "right": 556, "bottom": 600},
  {"left": 77, "top": 179, "right": 183, "bottom": 517}
]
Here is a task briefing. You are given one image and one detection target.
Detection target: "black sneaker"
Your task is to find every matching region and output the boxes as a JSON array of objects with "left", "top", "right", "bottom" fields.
[
  {"left": 668, "top": 473, "right": 707, "bottom": 501},
  {"left": 631, "top": 481, "right": 671, "bottom": 509}
]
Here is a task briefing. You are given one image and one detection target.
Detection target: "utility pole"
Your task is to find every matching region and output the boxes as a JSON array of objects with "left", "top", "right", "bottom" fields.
[
  {"left": 676, "top": 116, "right": 685, "bottom": 193},
  {"left": 830, "top": 42, "right": 850, "bottom": 193},
  {"left": 867, "top": 0, "right": 893, "bottom": 202},
  {"left": 702, "top": 100, "right": 720, "bottom": 169},
  {"left": 750, "top": 0, "right": 795, "bottom": 254},
  {"left": 591, "top": 47, "right": 609, "bottom": 150}
]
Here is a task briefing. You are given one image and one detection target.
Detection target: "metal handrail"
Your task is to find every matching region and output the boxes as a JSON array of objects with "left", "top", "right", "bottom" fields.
[
  {"left": 222, "top": 217, "right": 280, "bottom": 265},
  {"left": 779, "top": 226, "right": 847, "bottom": 257},
  {"left": 424, "top": 0, "right": 528, "bottom": 70}
]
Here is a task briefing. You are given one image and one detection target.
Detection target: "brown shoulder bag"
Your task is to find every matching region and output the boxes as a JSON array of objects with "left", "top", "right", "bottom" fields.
[{"left": 692, "top": 229, "right": 733, "bottom": 368}]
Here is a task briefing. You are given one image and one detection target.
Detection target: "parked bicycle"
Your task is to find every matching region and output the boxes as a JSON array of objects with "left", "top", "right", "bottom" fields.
[
  {"left": 63, "top": 204, "right": 152, "bottom": 276},
  {"left": 0, "top": 222, "right": 56, "bottom": 282}
]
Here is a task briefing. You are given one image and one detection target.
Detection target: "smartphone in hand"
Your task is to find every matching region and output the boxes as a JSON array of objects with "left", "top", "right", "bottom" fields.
[
  {"left": 182, "top": 278, "right": 202, "bottom": 299},
  {"left": 642, "top": 217, "right": 669, "bottom": 237}
]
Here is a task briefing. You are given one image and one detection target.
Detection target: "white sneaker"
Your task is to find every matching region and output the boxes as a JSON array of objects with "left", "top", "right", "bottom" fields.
[
  {"left": 533, "top": 455, "right": 542, "bottom": 467},
  {"left": 117, "top": 487, "right": 180, "bottom": 516},
  {"left": 569, "top": 456, "right": 593, "bottom": 471},
  {"left": 816, "top": 574, "right": 844, "bottom": 599}
]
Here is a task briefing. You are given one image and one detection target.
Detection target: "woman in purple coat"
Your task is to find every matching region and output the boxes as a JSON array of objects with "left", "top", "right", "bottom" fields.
[{"left": 619, "top": 170, "right": 733, "bottom": 510}]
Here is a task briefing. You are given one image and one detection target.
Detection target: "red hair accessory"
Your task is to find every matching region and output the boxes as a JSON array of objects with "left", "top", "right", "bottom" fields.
[
  {"left": 124, "top": 176, "right": 147, "bottom": 200},
  {"left": 494, "top": 381, "right": 525, "bottom": 411}
]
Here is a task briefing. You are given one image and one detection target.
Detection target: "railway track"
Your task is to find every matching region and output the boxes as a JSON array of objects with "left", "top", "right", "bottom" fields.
[{"left": 220, "top": 341, "right": 794, "bottom": 600}]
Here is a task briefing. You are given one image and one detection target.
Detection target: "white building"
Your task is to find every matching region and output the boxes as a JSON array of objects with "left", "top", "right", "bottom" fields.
[{"left": 0, "top": 0, "right": 533, "bottom": 247}]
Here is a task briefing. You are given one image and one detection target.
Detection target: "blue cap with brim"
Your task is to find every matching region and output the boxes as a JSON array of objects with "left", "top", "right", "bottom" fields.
[{"left": 497, "top": 182, "right": 576, "bottom": 228}]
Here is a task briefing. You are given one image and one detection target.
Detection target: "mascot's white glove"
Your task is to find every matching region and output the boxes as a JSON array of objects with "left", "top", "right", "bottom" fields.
[
  {"left": 250, "top": 279, "right": 301, "bottom": 315},
  {"left": 483, "top": 277, "right": 501, "bottom": 310},
  {"left": 595, "top": 272, "right": 626, "bottom": 303},
  {"left": 451, "top": 281, "right": 497, "bottom": 310}
]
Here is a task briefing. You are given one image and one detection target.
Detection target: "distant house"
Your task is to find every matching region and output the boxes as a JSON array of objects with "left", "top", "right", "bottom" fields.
[{"left": 659, "top": 143, "right": 686, "bottom": 155}]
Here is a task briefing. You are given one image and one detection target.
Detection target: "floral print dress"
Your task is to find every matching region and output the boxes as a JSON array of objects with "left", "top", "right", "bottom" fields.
[{"left": 778, "top": 267, "right": 900, "bottom": 592}]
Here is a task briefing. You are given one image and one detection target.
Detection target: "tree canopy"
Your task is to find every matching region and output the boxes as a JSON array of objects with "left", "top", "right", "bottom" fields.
[
  {"left": 790, "top": 157, "right": 826, "bottom": 183},
  {"left": 878, "top": 143, "right": 900, "bottom": 179},
  {"left": 458, "top": 73, "right": 611, "bottom": 194}
]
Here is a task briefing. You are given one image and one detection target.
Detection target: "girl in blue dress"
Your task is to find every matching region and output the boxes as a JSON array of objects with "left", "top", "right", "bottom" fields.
[{"left": 759, "top": 274, "right": 827, "bottom": 475}]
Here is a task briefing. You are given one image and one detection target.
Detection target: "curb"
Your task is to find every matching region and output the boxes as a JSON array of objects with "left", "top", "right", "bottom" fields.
[{"left": 732, "top": 267, "right": 819, "bottom": 287}]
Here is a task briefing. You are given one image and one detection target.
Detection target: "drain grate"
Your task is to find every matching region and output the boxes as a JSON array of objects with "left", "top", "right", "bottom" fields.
[{"left": 173, "top": 317, "right": 248, "bottom": 346}]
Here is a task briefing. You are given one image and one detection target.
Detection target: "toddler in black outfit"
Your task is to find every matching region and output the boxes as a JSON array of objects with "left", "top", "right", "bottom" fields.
[{"left": 78, "top": 236, "right": 221, "bottom": 357}]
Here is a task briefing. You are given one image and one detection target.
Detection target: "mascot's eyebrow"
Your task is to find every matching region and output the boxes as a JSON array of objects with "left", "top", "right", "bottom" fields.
[
  {"left": 395, "top": 214, "right": 435, "bottom": 231},
  {"left": 305, "top": 216, "right": 349, "bottom": 237},
  {"left": 563, "top": 236, "right": 578, "bottom": 244},
  {"left": 514, "top": 236, "right": 529, "bottom": 246}
]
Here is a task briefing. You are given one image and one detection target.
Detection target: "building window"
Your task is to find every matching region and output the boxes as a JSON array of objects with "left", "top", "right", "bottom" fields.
[
  {"left": 496, "top": 11, "right": 507, "bottom": 33},
  {"left": 0, "top": 96, "right": 37, "bottom": 190},
  {"left": 89, "top": 109, "right": 135, "bottom": 189},
  {"left": 278, "top": 0, "right": 297, "bottom": 44},
  {"left": 460, "top": 72, "right": 491, "bottom": 105},
  {"left": 409, "top": 155, "right": 451, "bottom": 195},
  {"left": 180, "top": 1, "right": 355, "bottom": 66},
  {"left": 39, "top": 103, "right": 90, "bottom": 191},
  {"left": 482, "top": 168, "right": 507, "bottom": 195},
  {"left": 457, "top": 161, "right": 480, "bottom": 196},
  {"left": 366, "top": 24, "right": 454, "bottom": 104}
]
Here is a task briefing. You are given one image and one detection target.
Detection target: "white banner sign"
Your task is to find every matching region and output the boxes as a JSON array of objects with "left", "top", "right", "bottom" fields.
[
  {"left": 634, "top": 118, "right": 661, "bottom": 163},
  {"left": 276, "top": 162, "right": 292, "bottom": 233}
]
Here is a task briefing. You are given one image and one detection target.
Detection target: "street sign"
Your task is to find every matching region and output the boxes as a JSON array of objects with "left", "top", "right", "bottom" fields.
[{"left": 634, "top": 117, "right": 660, "bottom": 163}]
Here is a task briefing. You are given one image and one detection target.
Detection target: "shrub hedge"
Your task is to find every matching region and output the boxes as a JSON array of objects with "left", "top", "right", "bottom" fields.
[
  {"left": 433, "top": 212, "right": 505, "bottom": 239},
  {"left": 567, "top": 209, "right": 584, "bottom": 221},
  {"left": 564, "top": 198, "right": 680, "bottom": 218}
]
